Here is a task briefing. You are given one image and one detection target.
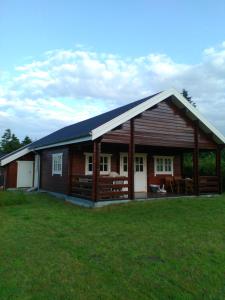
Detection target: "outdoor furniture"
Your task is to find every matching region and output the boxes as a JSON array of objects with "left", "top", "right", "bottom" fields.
[
  {"left": 184, "top": 178, "right": 193, "bottom": 194},
  {"left": 165, "top": 176, "right": 175, "bottom": 193},
  {"left": 149, "top": 184, "right": 160, "bottom": 193},
  {"left": 174, "top": 176, "right": 185, "bottom": 194}
]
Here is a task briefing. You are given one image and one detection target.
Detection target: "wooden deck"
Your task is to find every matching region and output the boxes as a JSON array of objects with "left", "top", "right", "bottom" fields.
[{"left": 70, "top": 175, "right": 220, "bottom": 202}]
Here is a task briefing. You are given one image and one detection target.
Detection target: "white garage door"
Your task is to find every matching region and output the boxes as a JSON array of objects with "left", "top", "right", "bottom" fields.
[{"left": 17, "top": 161, "right": 34, "bottom": 188}]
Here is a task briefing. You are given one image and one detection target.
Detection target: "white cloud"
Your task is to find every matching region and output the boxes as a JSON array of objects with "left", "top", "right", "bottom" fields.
[{"left": 0, "top": 42, "right": 225, "bottom": 140}]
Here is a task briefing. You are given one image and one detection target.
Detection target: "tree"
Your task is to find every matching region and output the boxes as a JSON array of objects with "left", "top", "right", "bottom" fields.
[
  {"left": 0, "top": 129, "right": 21, "bottom": 154},
  {"left": 181, "top": 89, "right": 196, "bottom": 107},
  {"left": 21, "top": 136, "right": 32, "bottom": 146}
]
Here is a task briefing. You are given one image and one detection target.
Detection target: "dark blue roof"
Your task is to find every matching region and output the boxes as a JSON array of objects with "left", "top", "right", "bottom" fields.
[{"left": 29, "top": 92, "right": 160, "bottom": 149}]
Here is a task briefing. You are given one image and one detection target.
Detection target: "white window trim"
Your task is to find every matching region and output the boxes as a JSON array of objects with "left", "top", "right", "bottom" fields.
[
  {"left": 154, "top": 156, "right": 174, "bottom": 176},
  {"left": 52, "top": 153, "right": 63, "bottom": 176},
  {"left": 84, "top": 153, "right": 112, "bottom": 175}
]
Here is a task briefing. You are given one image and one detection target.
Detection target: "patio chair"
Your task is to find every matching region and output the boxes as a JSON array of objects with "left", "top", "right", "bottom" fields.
[
  {"left": 164, "top": 176, "right": 175, "bottom": 193},
  {"left": 184, "top": 178, "right": 194, "bottom": 194},
  {"left": 173, "top": 176, "right": 184, "bottom": 194}
]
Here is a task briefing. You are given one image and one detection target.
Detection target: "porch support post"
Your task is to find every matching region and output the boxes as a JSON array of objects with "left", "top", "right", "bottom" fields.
[
  {"left": 216, "top": 145, "right": 222, "bottom": 194},
  {"left": 128, "top": 118, "right": 135, "bottom": 200},
  {"left": 3, "top": 166, "right": 8, "bottom": 190},
  {"left": 92, "top": 139, "right": 101, "bottom": 201},
  {"left": 67, "top": 146, "right": 72, "bottom": 195},
  {"left": 180, "top": 151, "right": 184, "bottom": 178},
  {"left": 193, "top": 120, "right": 200, "bottom": 195}
]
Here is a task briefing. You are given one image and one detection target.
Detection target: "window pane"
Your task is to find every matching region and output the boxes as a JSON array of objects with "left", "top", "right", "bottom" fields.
[
  {"left": 53, "top": 154, "right": 62, "bottom": 174},
  {"left": 100, "top": 156, "right": 108, "bottom": 172}
]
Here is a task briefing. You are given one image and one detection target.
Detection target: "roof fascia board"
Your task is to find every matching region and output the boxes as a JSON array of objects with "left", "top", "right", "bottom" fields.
[
  {"left": 0, "top": 147, "right": 30, "bottom": 166},
  {"left": 34, "top": 135, "right": 91, "bottom": 151},
  {"left": 171, "top": 89, "right": 225, "bottom": 144}
]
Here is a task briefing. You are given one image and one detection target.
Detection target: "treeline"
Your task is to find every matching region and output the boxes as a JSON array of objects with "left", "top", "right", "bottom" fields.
[{"left": 0, "top": 129, "right": 32, "bottom": 155}]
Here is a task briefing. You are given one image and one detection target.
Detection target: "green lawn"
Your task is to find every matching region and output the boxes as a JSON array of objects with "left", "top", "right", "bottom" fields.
[{"left": 0, "top": 192, "right": 225, "bottom": 300}]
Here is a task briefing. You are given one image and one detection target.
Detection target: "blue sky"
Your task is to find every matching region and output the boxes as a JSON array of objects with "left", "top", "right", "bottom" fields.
[{"left": 1, "top": 0, "right": 225, "bottom": 139}]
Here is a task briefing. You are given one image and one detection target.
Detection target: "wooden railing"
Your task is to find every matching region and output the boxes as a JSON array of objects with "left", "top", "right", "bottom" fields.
[
  {"left": 71, "top": 175, "right": 129, "bottom": 201},
  {"left": 199, "top": 176, "right": 219, "bottom": 194},
  {"left": 98, "top": 176, "right": 128, "bottom": 200},
  {"left": 71, "top": 175, "right": 93, "bottom": 199}
]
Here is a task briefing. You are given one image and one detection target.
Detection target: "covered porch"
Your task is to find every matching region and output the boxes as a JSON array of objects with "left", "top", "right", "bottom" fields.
[{"left": 69, "top": 140, "right": 223, "bottom": 202}]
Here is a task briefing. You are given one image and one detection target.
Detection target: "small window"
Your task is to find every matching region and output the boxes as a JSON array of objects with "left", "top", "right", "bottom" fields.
[
  {"left": 123, "top": 156, "right": 128, "bottom": 172},
  {"left": 52, "top": 153, "right": 63, "bottom": 176},
  {"left": 100, "top": 156, "right": 108, "bottom": 172},
  {"left": 154, "top": 156, "right": 174, "bottom": 176},
  {"left": 87, "top": 155, "right": 93, "bottom": 173},
  {"left": 85, "top": 153, "right": 111, "bottom": 175}
]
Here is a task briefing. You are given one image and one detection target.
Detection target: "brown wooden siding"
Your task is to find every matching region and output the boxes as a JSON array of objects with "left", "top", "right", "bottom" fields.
[
  {"left": 40, "top": 147, "right": 69, "bottom": 194},
  {"left": 102, "top": 99, "right": 217, "bottom": 149},
  {"left": 5, "top": 153, "right": 35, "bottom": 188}
]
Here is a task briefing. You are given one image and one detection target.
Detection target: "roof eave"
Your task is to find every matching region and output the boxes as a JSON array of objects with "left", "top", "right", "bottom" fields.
[{"left": 33, "top": 135, "right": 92, "bottom": 151}]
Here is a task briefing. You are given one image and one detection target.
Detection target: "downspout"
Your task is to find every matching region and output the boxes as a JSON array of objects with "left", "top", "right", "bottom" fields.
[{"left": 32, "top": 150, "right": 41, "bottom": 191}]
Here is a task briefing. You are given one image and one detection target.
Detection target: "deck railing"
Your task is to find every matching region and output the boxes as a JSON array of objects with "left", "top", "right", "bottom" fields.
[
  {"left": 98, "top": 176, "right": 128, "bottom": 200},
  {"left": 71, "top": 175, "right": 93, "bottom": 199},
  {"left": 199, "top": 176, "right": 219, "bottom": 194},
  {"left": 71, "top": 175, "right": 129, "bottom": 201},
  {"left": 71, "top": 175, "right": 220, "bottom": 200}
]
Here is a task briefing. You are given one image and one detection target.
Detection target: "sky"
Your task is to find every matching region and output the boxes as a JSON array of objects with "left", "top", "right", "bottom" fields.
[{"left": 1, "top": 0, "right": 225, "bottom": 140}]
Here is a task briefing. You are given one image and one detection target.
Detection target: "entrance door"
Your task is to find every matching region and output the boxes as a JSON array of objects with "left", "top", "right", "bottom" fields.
[
  {"left": 134, "top": 154, "right": 147, "bottom": 192},
  {"left": 120, "top": 153, "right": 147, "bottom": 192},
  {"left": 17, "top": 161, "right": 34, "bottom": 188}
]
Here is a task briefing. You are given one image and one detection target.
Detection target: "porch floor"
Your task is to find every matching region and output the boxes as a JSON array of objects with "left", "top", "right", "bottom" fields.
[{"left": 135, "top": 192, "right": 193, "bottom": 199}]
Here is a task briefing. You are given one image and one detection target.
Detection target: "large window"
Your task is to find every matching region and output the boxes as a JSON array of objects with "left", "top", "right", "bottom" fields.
[
  {"left": 154, "top": 156, "right": 174, "bottom": 176},
  {"left": 85, "top": 153, "right": 111, "bottom": 175},
  {"left": 52, "top": 153, "right": 63, "bottom": 176}
]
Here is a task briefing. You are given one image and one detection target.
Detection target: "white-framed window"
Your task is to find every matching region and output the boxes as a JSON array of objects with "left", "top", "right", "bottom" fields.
[
  {"left": 154, "top": 156, "right": 174, "bottom": 176},
  {"left": 122, "top": 155, "right": 128, "bottom": 172},
  {"left": 85, "top": 153, "right": 111, "bottom": 175},
  {"left": 52, "top": 153, "right": 63, "bottom": 176}
]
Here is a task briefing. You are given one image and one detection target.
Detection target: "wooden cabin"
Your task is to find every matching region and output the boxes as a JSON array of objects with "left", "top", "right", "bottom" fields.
[{"left": 1, "top": 89, "right": 224, "bottom": 204}]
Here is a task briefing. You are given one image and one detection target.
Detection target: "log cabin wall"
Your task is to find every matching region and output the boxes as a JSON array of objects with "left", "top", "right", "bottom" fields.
[
  {"left": 40, "top": 147, "right": 69, "bottom": 194},
  {"left": 102, "top": 99, "right": 217, "bottom": 150},
  {"left": 5, "top": 153, "right": 35, "bottom": 188}
]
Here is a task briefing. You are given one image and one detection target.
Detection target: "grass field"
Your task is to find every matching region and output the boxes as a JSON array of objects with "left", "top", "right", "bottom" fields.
[{"left": 0, "top": 191, "right": 225, "bottom": 300}]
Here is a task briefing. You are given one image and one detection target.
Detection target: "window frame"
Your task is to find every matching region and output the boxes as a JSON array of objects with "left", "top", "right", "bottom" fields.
[
  {"left": 154, "top": 156, "right": 174, "bottom": 176},
  {"left": 84, "top": 153, "right": 112, "bottom": 175},
  {"left": 52, "top": 153, "right": 63, "bottom": 176}
]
